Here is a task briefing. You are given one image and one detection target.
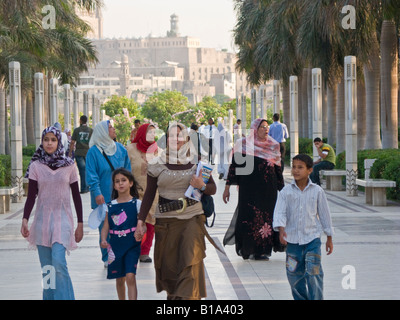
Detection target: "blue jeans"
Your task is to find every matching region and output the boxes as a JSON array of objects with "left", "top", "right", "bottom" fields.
[
  {"left": 75, "top": 156, "right": 88, "bottom": 192},
  {"left": 37, "top": 243, "right": 75, "bottom": 300},
  {"left": 286, "top": 238, "right": 324, "bottom": 300},
  {"left": 310, "top": 161, "right": 335, "bottom": 186}
]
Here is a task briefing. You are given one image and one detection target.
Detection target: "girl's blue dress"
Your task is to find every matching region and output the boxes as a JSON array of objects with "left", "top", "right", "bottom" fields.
[{"left": 106, "top": 198, "right": 141, "bottom": 279}]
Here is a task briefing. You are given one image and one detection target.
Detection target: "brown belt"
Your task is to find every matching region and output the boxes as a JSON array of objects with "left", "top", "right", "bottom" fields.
[{"left": 158, "top": 196, "right": 198, "bottom": 213}]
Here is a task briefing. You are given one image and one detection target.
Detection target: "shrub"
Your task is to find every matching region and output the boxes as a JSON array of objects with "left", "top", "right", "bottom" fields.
[
  {"left": 285, "top": 137, "right": 313, "bottom": 159},
  {"left": 0, "top": 155, "right": 11, "bottom": 187},
  {"left": 336, "top": 148, "right": 400, "bottom": 201},
  {"left": 0, "top": 155, "right": 31, "bottom": 186},
  {"left": 23, "top": 144, "right": 36, "bottom": 157}
]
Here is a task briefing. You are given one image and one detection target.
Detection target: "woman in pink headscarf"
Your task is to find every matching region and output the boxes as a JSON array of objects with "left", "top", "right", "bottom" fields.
[{"left": 222, "top": 118, "right": 285, "bottom": 260}]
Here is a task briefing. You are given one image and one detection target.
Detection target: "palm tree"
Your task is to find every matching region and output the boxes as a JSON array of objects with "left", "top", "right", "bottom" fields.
[
  {"left": 234, "top": 0, "right": 270, "bottom": 85},
  {"left": 363, "top": 32, "right": 382, "bottom": 149},
  {"left": 380, "top": 19, "right": 398, "bottom": 149},
  {"left": 0, "top": 0, "right": 102, "bottom": 154},
  {"left": 235, "top": 0, "right": 304, "bottom": 132}
]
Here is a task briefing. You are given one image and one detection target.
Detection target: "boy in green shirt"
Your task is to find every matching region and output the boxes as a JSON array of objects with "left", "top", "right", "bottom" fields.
[{"left": 310, "top": 137, "right": 336, "bottom": 186}]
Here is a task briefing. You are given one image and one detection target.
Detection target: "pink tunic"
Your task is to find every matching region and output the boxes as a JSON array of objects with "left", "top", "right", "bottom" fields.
[{"left": 27, "top": 161, "right": 79, "bottom": 253}]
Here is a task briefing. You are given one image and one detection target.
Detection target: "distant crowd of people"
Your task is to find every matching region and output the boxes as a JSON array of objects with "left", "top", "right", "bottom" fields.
[{"left": 20, "top": 113, "right": 335, "bottom": 301}]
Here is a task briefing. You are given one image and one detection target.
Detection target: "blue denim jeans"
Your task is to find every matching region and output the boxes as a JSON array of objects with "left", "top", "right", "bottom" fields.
[
  {"left": 310, "top": 161, "right": 335, "bottom": 185},
  {"left": 75, "top": 156, "right": 88, "bottom": 192},
  {"left": 286, "top": 238, "right": 324, "bottom": 300},
  {"left": 37, "top": 243, "right": 75, "bottom": 300}
]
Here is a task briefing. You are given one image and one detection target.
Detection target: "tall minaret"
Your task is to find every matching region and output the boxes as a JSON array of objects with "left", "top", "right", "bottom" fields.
[
  {"left": 119, "top": 54, "right": 131, "bottom": 97},
  {"left": 167, "top": 13, "right": 180, "bottom": 37}
]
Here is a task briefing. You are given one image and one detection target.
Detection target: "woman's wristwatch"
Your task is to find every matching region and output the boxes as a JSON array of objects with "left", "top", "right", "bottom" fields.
[{"left": 200, "top": 184, "right": 206, "bottom": 191}]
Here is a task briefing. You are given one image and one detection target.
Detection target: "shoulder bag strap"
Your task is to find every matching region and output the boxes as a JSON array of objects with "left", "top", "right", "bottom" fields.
[{"left": 101, "top": 149, "right": 115, "bottom": 171}]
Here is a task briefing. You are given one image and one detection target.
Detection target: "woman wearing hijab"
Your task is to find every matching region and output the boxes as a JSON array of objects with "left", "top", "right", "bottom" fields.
[
  {"left": 126, "top": 123, "right": 158, "bottom": 263},
  {"left": 21, "top": 126, "right": 83, "bottom": 300},
  {"left": 86, "top": 120, "right": 131, "bottom": 267},
  {"left": 222, "top": 118, "right": 285, "bottom": 260},
  {"left": 134, "top": 122, "right": 217, "bottom": 300}
]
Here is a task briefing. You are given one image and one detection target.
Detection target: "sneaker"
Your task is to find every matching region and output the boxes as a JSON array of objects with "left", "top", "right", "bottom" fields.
[{"left": 140, "top": 255, "right": 152, "bottom": 263}]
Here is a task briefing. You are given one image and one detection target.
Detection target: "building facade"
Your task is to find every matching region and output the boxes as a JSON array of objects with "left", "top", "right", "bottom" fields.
[{"left": 78, "top": 11, "right": 250, "bottom": 104}]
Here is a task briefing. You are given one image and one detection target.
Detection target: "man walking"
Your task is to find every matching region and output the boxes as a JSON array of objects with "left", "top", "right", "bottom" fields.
[
  {"left": 204, "top": 118, "right": 217, "bottom": 165},
  {"left": 268, "top": 113, "right": 289, "bottom": 171},
  {"left": 70, "top": 115, "right": 93, "bottom": 193}
]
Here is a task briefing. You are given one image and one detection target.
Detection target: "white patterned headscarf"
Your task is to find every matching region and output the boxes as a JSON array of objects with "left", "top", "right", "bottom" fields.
[
  {"left": 25, "top": 126, "right": 75, "bottom": 178},
  {"left": 89, "top": 120, "right": 117, "bottom": 156}
]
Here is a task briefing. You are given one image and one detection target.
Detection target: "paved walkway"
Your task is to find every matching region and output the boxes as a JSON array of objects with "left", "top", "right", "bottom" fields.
[{"left": 0, "top": 168, "right": 399, "bottom": 300}]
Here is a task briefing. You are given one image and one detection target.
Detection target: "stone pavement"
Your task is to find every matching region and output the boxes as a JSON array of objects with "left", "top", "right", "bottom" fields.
[{"left": 0, "top": 167, "right": 399, "bottom": 300}]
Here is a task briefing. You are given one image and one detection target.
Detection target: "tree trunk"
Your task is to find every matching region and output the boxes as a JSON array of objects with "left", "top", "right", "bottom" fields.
[
  {"left": 26, "top": 90, "right": 35, "bottom": 145},
  {"left": 380, "top": 20, "right": 398, "bottom": 149},
  {"left": 5, "top": 96, "right": 10, "bottom": 155},
  {"left": 301, "top": 68, "right": 308, "bottom": 138},
  {"left": 21, "top": 92, "right": 27, "bottom": 147},
  {"left": 322, "top": 82, "right": 328, "bottom": 139},
  {"left": 297, "top": 75, "right": 303, "bottom": 138},
  {"left": 336, "top": 79, "right": 345, "bottom": 154},
  {"left": 0, "top": 82, "right": 5, "bottom": 154},
  {"left": 307, "top": 67, "right": 312, "bottom": 138},
  {"left": 357, "top": 78, "right": 366, "bottom": 150},
  {"left": 327, "top": 81, "right": 337, "bottom": 145},
  {"left": 282, "top": 83, "right": 290, "bottom": 133},
  {"left": 363, "top": 32, "right": 382, "bottom": 150}
]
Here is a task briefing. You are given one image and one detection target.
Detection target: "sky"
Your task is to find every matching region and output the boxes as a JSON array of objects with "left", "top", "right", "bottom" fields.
[{"left": 102, "top": 0, "right": 237, "bottom": 52}]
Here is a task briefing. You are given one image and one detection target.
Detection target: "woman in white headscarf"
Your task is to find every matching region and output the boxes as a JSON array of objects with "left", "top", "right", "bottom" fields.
[{"left": 86, "top": 120, "right": 131, "bottom": 267}]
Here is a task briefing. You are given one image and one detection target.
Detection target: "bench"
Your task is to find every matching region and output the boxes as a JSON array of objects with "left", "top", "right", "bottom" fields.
[
  {"left": 0, "top": 186, "right": 19, "bottom": 214},
  {"left": 356, "top": 179, "right": 396, "bottom": 206},
  {"left": 320, "top": 170, "right": 347, "bottom": 191},
  {"left": 355, "top": 158, "right": 396, "bottom": 206}
]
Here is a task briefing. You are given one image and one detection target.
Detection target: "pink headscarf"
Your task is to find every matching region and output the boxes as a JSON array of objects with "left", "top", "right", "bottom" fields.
[{"left": 233, "top": 118, "right": 281, "bottom": 166}]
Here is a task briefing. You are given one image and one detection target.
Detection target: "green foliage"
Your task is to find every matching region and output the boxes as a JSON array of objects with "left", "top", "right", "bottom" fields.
[
  {"left": 196, "top": 96, "right": 228, "bottom": 123},
  {"left": 0, "top": 155, "right": 31, "bottom": 186},
  {"left": 0, "top": 0, "right": 100, "bottom": 88},
  {"left": 285, "top": 137, "right": 314, "bottom": 159},
  {"left": 213, "top": 94, "right": 231, "bottom": 105},
  {"left": 141, "top": 91, "right": 190, "bottom": 130},
  {"left": 336, "top": 149, "right": 400, "bottom": 201},
  {"left": 23, "top": 144, "right": 37, "bottom": 157},
  {"left": 102, "top": 95, "right": 140, "bottom": 118},
  {"left": 113, "top": 114, "right": 134, "bottom": 146},
  {"left": 0, "top": 155, "right": 11, "bottom": 187}
]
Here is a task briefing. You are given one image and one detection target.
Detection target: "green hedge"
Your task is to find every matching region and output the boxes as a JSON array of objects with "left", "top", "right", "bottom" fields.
[
  {"left": 336, "top": 149, "right": 400, "bottom": 201},
  {"left": 0, "top": 144, "right": 35, "bottom": 186},
  {"left": 285, "top": 137, "right": 314, "bottom": 159}
]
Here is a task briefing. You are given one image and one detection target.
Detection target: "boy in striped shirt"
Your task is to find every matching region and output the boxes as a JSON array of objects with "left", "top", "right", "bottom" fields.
[{"left": 273, "top": 154, "right": 334, "bottom": 300}]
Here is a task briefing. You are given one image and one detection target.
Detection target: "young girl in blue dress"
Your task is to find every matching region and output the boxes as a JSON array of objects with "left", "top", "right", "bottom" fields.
[{"left": 100, "top": 168, "right": 142, "bottom": 300}]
